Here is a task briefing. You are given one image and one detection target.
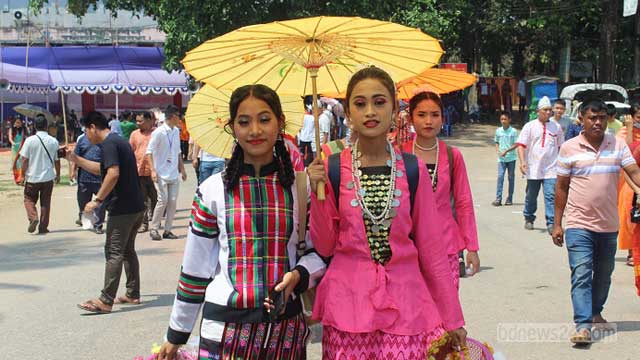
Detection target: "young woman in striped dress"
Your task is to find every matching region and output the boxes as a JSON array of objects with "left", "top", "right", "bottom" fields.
[{"left": 158, "top": 84, "right": 325, "bottom": 360}]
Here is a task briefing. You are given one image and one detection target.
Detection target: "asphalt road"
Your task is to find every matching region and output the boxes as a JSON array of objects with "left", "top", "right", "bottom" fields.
[{"left": 0, "top": 123, "right": 638, "bottom": 359}]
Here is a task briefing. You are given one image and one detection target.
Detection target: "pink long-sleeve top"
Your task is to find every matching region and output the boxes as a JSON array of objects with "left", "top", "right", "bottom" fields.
[
  {"left": 310, "top": 148, "right": 465, "bottom": 335},
  {"left": 402, "top": 140, "right": 479, "bottom": 255}
]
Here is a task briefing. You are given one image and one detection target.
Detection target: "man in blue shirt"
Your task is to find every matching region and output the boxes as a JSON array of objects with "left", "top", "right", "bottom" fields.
[
  {"left": 493, "top": 111, "right": 518, "bottom": 206},
  {"left": 72, "top": 131, "right": 106, "bottom": 233}
]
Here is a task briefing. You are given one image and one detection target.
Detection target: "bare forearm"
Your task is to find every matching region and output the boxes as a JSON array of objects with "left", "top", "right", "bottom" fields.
[
  {"left": 517, "top": 146, "right": 525, "bottom": 164},
  {"left": 147, "top": 154, "right": 155, "bottom": 172},
  {"left": 55, "top": 160, "right": 61, "bottom": 177},
  {"left": 22, "top": 158, "right": 29, "bottom": 178},
  {"left": 179, "top": 157, "right": 185, "bottom": 174},
  {"left": 554, "top": 179, "right": 570, "bottom": 227},
  {"left": 75, "top": 156, "right": 101, "bottom": 175}
]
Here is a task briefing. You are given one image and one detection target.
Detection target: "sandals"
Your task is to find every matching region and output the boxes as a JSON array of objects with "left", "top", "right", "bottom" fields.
[
  {"left": 114, "top": 296, "right": 141, "bottom": 305},
  {"left": 569, "top": 329, "right": 591, "bottom": 344},
  {"left": 626, "top": 255, "right": 634, "bottom": 267},
  {"left": 77, "top": 299, "right": 112, "bottom": 314}
]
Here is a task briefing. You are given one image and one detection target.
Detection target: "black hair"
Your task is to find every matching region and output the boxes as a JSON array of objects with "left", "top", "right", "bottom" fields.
[
  {"left": 631, "top": 103, "right": 640, "bottom": 117},
  {"left": 409, "top": 91, "right": 443, "bottom": 116},
  {"left": 345, "top": 66, "right": 397, "bottom": 114},
  {"left": 11, "top": 117, "right": 24, "bottom": 135},
  {"left": 500, "top": 111, "right": 511, "bottom": 118},
  {"left": 165, "top": 104, "right": 180, "bottom": 119},
  {"left": 553, "top": 99, "right": 565, "bottom": 107},
  {"left": 82, "top": 111, "right": 109, "bottom": 130},
  {"left": 606, "top": 104, "right": 617, "bottom": 116},
  {"left": 136, "top": 111, "right": 153, "bottom": 121},
  {"left": 122, "top": 110, "right": 132, "bottom": 121},
  {"left": 579, "top": 100, "right": 607, "bottom": 116},
  {"left": 34, "top": 114, "right": 48, "bottom": 131},
  {"left": 224, "top": 84, "right": 295, "bottom": 189}
]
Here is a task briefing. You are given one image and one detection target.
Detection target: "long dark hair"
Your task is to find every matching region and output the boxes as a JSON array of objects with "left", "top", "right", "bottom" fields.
[
  {"left": 223, "top": 84, "right": 295, "bottom": 189},
  {"left": 631, "top": 102, "right": 640, "bottom": 118},
  {"left": 12, "top": 117, "right": 25, "bottom": 136},
  {"left": 409, "top": 91, "right": 443, "bottom": 117}
]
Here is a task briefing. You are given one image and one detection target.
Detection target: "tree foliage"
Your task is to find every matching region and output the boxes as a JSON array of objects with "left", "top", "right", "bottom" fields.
[{"left": 29, "top": 0, "right": 637, "bottom": 84}]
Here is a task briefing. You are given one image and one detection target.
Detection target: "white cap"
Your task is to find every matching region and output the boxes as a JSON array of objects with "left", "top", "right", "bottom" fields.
[{"left": 537, "top": 96, "right": 551, "bottom": 110}]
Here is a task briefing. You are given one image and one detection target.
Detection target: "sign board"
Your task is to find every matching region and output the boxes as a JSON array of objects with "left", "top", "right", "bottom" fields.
[
  {"left": 440, "top": 63, "right": 468, "bottom": 72},
  {"left": 623, "top": 0, "right": 638, "bottom": 17}
]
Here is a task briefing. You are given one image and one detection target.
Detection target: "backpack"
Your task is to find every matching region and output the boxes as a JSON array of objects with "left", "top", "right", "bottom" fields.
[{"left": 327, "top": 151, "right": 420, "bottom": 215}]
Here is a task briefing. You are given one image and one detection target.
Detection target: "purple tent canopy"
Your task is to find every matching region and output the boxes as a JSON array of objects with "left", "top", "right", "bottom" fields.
[{"left": 0, "top": 46, "right": 189, "bottom": 95}]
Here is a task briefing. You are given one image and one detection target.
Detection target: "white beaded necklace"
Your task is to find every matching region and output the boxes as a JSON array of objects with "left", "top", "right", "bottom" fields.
[
  {"left": 350, "top": 139, "right": 401, "bottom": 231},
  {"left": 413, "top": 138, "right": 439, "bottom": 191}
]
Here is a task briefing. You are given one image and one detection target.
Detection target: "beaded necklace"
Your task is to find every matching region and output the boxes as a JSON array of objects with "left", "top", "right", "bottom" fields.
[
  {"left": 413, "top": 139, "right": 439, "bottom": 191},
  {"left": 349, "top": 139, "right": 402, "bottom": 233}
]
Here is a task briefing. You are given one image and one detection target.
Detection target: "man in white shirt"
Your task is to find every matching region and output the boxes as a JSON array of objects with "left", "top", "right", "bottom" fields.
[
  {"left": 298, "top": 96, "right": 316, "bottom": 167},
  {"left": 146, "top": 105, "right": 187, "bottom": 240},
  {"left": 319, "top": 104, "right": 333, "bottom": 146},
  {"left": 514, "top": 96, "right": 564, "bottom": 234},
  {"left": 19, "top": 115, "right": 61, "bottom": 234},
  {"left": 551, "top": 99, "right": 572, "bottom": 134}
]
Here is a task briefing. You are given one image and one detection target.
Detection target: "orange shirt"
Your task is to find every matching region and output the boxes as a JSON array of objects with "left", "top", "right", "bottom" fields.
[
  {"left": 129, "top": 128, "right": 154, "bottom": 176},
  {"left": 179, "top": 120, "right": 190, "bottom": 142}
]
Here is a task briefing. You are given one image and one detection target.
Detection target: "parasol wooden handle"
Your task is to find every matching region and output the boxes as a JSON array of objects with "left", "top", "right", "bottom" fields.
[{"left": 310, "top": 68, "right": 326, "bottom": 200}]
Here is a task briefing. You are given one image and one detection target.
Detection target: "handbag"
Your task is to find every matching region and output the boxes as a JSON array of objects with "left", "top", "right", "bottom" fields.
[{"left": 295, "top": 171, "right": 318, "bottom": 324}]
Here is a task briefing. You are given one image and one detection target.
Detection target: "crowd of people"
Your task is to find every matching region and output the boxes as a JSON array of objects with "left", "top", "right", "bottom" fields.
[{"left": 6, "top": 64, "right": 640, "bottom": 358}]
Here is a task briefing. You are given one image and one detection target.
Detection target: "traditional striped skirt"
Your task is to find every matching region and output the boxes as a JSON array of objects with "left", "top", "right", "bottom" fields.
[
  {"left": 322, "top": 325, "right": 446, "bottom": 360},
  {"left": 198, "top": 315, "right": 309, "bottom": 360}
]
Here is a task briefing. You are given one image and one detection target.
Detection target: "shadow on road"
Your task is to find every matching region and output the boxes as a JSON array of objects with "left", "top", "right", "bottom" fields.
[
  {"left": 115, "top": 293, "right": 176, "bottom": 314},
  {"left": 0, "top": 237, "right": 171, "bottom": 273},
  {"left": 0, "top": 282, "right": 43, "bottom": 292}
]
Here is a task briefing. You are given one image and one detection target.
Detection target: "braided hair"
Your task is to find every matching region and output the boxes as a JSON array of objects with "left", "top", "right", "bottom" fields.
[{"left": 224, "top": 84, "right": 295, "bottom": 189}]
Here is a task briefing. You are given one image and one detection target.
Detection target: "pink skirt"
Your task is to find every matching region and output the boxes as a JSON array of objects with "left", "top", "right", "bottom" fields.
[
  {"left": 322, "top": 325, "right": 446, "bottom": 359},
  {"left": 448, "top": 254, "right": 460, "bottom": 289}
]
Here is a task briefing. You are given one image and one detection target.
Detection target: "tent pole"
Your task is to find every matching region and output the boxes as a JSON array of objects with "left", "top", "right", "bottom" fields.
[
  {"left": 61, "top": 91, "right": 68, "bottom": 145},
  {"left": 116, "top": 91, "right": 119, "bottom": 118}
]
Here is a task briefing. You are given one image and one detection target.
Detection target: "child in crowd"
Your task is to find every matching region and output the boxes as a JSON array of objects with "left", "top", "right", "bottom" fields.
[{"left": 493, "top": 111, "right": 518, "bottom": 206}]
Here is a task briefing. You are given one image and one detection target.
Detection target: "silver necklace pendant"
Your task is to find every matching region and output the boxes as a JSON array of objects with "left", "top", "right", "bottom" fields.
[
  {"left": 354, "top": 160, "right": 362, "bottom": 168},
  {"left": 386, "top": 159, "right": 393, "bottom": 167},
  {"left": 347, "top": 181, "right": 355, "bottom": 190},
  {"left": 391, "top": 199, "right": 400, "bottom": 207},
  {"left": 351, "top": 199, "right": 359, "bottom": 207},
  {"left": 389, "top": 208, "right": 397, "bottom": 217},
  {"left": 356, "top": 169, "right": 363, "bottom": 177},
  {"left": 382, "top": 219, "right": 392, "bottom": 228},
  {"left": 394, "top": 189, "right": 402, "bottom": 197},
  {"left": 358, "top": 188, "right": 366, "bottom": 196},
  {"left": 397, "top": 170, "right": 404, "bottom": 178},
  {"left": 371, "top": 224, "right": 380, "bottom": 233}
]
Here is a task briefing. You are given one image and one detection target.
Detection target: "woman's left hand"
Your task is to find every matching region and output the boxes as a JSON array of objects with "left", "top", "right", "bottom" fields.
[
  {"left": 466, "top": 251, "right": 480, "bottom": 276},
  {"left": 264, "top": 270, "right": 301, "bottom": 314},
  {"left": 448, "top": 327, "right": 468, "bottom": 351}
]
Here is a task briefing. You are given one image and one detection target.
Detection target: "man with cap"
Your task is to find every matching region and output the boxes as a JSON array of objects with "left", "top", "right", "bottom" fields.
[{"left": 515, "top": 96, "right": 564, "bottom": 233}]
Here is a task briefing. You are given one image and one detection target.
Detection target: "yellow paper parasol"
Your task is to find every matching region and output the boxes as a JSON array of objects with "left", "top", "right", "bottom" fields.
[
  {"left": 185, "top": 85, "right": 305, "bottom": 159},
  {"left": 182, "top": 16, "right": 443, "bottom": 198},
  {"left": 396, "top": 68, "right": 477, "bottom": 99}
]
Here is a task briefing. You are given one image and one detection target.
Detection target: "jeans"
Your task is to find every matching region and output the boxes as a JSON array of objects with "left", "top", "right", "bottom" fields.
[
  {"left": 496, "top": 160, "right": 515, "bottom": 202},
  {"left": 299, "top": 141, "right": 314, "bottom": 167},
  {"left": 565, "top": 229, "right": 617, "bottom": 330},
  {"left": 139, "top": 176, "right": 157, "bottom": 226},
  {"left": 23, "top": 181, "right": 54, "bottom": 232},
  {"left": 99, "top": 211, "right": 143, "bottom": 305},
  {"left": 77, "top": 182, "right": 106, "bottom": 227},
  {"left": 151, "top": 177, "right": 179, "bottom": 232},
  {"left": 523, "top": 178, "right": 556, "bottom": 226},
  {"left": 199, "top": 160, "right": 225, "bottom": 184}
]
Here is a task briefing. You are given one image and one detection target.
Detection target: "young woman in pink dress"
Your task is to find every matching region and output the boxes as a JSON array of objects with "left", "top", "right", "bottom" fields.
[
  {"left": 307, "top": 67, "right": 467, "bottom": 358},
  {"left": 401, "top": 91, "right": 480, "bottom": 289}
]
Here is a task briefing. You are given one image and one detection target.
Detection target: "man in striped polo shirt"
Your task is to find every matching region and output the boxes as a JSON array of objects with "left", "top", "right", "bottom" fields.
[{"left": 552, "top": 100, "right": 640, "bottom": 344}]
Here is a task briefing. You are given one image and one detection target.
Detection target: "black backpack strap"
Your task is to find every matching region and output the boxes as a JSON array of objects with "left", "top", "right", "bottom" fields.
[
  {"left": 401, "top": 152, "right": 419, "bottom": 215},
  {"left": 328, "top": 152, "right": 341, "bottom": 205}
]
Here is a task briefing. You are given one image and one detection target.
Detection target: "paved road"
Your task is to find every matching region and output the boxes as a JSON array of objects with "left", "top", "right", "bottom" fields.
[{"left": 1, "top": 124, "right": 638, "bottom": 359}]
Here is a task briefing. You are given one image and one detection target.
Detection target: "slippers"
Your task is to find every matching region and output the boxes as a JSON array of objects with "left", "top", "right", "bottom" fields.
[
  {"left": 77, "top": 299, "right": 112, "bottom": 314},
  {"left": 114, "top": 296, "right": 141, "bottom": 305},
  {"left": 626, "top": 255, "right": 634, "bottom": 267}
]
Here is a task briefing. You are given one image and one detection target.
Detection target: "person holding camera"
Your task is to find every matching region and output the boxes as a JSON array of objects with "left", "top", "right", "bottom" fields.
[
  {"left": 18, "top": 114, "right": 61, "bottom": 234},
  {"left": 66, "top": 111, "right": 145, "bottom": 314}
]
